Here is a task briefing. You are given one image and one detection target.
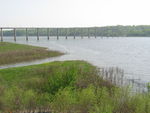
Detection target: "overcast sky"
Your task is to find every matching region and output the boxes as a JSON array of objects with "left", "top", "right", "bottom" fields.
[{"left": 0, "top": 0, "right": 150, "bottom": 27}]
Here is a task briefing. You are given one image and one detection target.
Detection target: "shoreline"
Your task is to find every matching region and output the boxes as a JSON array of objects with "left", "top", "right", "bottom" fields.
[{"left": 0, "top": 42, "right": 64, "bottom": 66}]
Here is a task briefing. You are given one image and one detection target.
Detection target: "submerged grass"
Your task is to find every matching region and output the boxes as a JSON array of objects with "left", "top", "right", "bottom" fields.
[
  {"left": 0, "top": 60, "right": 149, "bottom": 113},
  {"left": 0, "top": 42, "right": 63, "bottom": 65}
]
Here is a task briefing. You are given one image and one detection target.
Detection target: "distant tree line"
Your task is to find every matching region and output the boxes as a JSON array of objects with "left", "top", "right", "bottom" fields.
[{"left": 2, "top": 25, "right": 150, "bottom": 37}]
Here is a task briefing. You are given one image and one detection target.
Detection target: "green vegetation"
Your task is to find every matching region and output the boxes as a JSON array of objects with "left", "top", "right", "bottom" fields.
[
  {"left": 0, "top": 42, "right": 63, "bottom": 65},
  {"left": 3, "top": 25, "right": 150, "bottom": 37},
  {"left": 0, "top": 60, "right": 149, "bottom": 113},
  {"left": 148, "top": 83, "right": 150, "bottom": 92}
]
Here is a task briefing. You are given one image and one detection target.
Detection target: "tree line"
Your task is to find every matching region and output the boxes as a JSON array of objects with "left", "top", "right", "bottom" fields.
[{"left": 2, "top": 25, "right": 150, "bottom": 37}]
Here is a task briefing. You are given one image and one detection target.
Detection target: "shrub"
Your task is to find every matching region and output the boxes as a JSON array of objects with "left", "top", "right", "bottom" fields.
[{"left": 50, "top": 87, "right": 77, "bottom": 113}]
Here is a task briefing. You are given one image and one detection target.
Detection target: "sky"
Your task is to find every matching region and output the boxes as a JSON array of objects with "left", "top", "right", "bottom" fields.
[{"left": 0, "top": 0, "right": 150, "bottom": 27}]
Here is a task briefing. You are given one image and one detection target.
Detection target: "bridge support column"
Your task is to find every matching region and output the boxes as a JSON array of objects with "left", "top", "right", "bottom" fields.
[
  {"left": 95, "top": 27, "right": 97, "bottom": 38},
  {"left": 14, "top": 28, "right": 16, "bottom": 41},
  {"left": 81, "top": 28, "right": 83, "bottom": 39},
  {"left": 47, "top": 28, "right": 50, "bottom": 40},
  {"left": 74, "top": 28, "right": 76, "bottom": 39},
  {"left": 37, "top": 28, "right": 39, "bottom": 40},
  {"left": 1, "top": 28, "right": 3, "bottom": 42},
  {"left": 66, "top": 28, "right": 68, "bottom": 39},
  {"left": 57, "top": 28, "right": 59, "bottom": 40},
  {"left": 26, "top": 28, "right": 28, "bottom": 41},
  {"left": 88, "top": 28, "right": 90, "bottom": 38}
]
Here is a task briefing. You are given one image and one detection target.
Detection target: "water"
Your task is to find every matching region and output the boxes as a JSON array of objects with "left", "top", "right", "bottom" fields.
[{"left": 1, "top": 36, "right": 150, "bottom": 83}]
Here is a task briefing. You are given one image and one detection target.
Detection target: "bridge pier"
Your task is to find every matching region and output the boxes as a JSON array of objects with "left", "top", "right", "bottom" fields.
[
  {"left": 88, "top": 28, "right": 90, "bottom": 38},
  {"left": 81, "top": 28, "right": 83, "bottom": 39},
  {"left": 37, "top": 28, "right": 39, "bottom": 40},
  {"left": 26, "top": 28, "right": 28, "bottom": 41},
  {"left": 47, "top": 28, "right": 50, "bottom": 40},
  {"left": 1, "top": 28, "right": 3, "bottom": 42},
  {"left": 74, "top": 28, "right": 76, "bottom": 39},
  {"left": 14, "top": 28, "right": 16, "bottom": 41},
  {"left": 66, "top": 28, "right": 68, "bottom": 39},
  {"left": 57, "top": 28, "right": 59, "bottom": 40},
  {"left": 95, "top": 27, "right": 97, "bottom": 38}
]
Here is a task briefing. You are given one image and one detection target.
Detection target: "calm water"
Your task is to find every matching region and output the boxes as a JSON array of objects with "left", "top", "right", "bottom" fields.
[{"left": 1, "top": 36, "right": 150, "bottom": 83}]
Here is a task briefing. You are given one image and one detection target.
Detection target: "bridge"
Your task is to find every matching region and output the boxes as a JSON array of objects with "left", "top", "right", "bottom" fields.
[{"left": 0, "top": 27, "right": 98, "bottom": 41}]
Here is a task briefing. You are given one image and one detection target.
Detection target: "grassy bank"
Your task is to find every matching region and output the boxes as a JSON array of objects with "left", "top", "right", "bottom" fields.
[
  {"left": 0, "top": 60, "right": 149, "bottom": 113},
  {"left": 0, "top": 42, "right": 63, "bottom": 65}
]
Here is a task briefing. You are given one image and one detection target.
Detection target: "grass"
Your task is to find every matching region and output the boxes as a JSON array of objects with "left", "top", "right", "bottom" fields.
[
  {"left": 0, "top": 60, "right": 149, "bottom": 113},
  {"left": 0, "top": 42, "right": 64, "bottom": 65}
]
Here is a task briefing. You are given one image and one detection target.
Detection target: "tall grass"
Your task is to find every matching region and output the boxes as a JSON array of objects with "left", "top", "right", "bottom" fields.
[{"left": 0, "top": 60, "right": 149, "bottom": 113}]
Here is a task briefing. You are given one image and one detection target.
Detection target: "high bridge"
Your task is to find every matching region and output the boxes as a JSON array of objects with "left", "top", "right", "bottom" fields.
[{"left": 0, "top": 27, "right": 98, "bottom": 41}]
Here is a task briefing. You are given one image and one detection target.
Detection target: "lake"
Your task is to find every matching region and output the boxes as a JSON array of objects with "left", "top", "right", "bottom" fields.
[{"left": 1, "top": 36, "right": 150, "bottom": 84}]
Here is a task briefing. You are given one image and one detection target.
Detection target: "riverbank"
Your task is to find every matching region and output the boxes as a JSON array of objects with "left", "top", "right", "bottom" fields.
[
  {"left": 0, "top": 42, "right": 64, "bottom": 65},
  {"left": 0, "top": 60, "right": 149, "bottom": 113}
]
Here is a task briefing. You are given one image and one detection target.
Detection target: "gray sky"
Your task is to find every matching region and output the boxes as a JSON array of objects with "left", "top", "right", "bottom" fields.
[{"left": 0, "top": 0, "right": 150, "bottom": 27}]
